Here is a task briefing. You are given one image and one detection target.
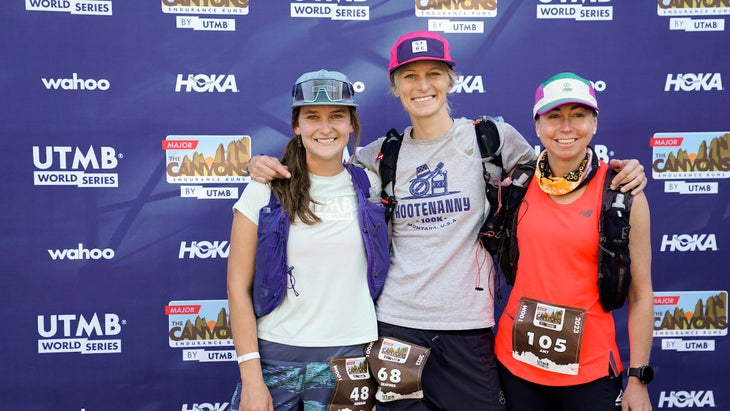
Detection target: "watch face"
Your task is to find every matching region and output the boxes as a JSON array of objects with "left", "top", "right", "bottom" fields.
[
  {"left": 642, "top": 366, "right": 654, "bottom": 383},
  {"left": 631, "top": 366, "right": 654, "bottom": 384}
]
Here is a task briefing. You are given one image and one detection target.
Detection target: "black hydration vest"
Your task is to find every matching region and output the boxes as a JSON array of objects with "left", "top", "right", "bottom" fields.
[{"left": 480, "top": 161, "right": 634, "bottom": 312}]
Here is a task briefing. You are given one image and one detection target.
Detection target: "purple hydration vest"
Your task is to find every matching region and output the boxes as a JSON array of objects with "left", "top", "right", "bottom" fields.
[{"left": 252, "top": 164, "right": 390, "bottom": 317}]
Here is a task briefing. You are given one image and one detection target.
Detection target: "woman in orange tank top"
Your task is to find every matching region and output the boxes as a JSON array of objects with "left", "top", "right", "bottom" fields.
[{"left": 494, "top": 72, "right": 654, "bottom": 411}]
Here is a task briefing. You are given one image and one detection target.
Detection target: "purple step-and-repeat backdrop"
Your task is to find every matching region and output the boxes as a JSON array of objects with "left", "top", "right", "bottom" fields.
[{"left": 1, "top": 1, "right": 728, "bottom": 410}]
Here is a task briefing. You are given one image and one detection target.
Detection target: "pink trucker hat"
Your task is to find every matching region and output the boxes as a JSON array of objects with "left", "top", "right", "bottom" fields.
[
  {"left": 533, "top": 72, "right": 599, "bottom": 117},
  {"left": 388, "top": 30, "right": 456, "bottom": 74}
]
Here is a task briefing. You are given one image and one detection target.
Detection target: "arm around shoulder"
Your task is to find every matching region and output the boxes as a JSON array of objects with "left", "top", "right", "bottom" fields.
[
  {"left": 608, "top": 158, "right": 647, "bottom": 195},
  {"left": 499, "top": 121, "right": 538, "bottom": 172},
  {"left": 248, "top": 154, "right": 291, "bottom": 183},
  {"left": 352, "top": 136, "right": 387, "bottom": 174}
]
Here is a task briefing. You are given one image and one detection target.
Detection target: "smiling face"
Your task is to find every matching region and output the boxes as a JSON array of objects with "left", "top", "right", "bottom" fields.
[
  {"left": 391, "top": 60, "right": 453, "bottom": 121},
  {"left": 535, "top": 104, "right": 598, "bottom": 175},
  {"left": 293, "top": 105, "right": 353, "bottom": 174}
]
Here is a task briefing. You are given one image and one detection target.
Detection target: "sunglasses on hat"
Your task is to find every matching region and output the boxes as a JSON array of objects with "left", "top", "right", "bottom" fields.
[{"left": 292, "top": 78, "right": 355, "bottom": 104}]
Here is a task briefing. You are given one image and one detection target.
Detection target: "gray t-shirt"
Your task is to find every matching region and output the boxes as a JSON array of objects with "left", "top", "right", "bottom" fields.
[{"left": 355, "top": 117, "right": 535, "bottom": 330}]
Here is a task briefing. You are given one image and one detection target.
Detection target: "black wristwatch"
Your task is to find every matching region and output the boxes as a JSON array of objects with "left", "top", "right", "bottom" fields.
[{"left": 627, "top": 365, "right": 654, "bottom": 384}]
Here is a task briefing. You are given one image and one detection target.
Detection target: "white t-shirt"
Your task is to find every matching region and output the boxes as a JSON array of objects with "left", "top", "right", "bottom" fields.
[{"left": 233, "top": 168, "right": 380, "bottom": 347}]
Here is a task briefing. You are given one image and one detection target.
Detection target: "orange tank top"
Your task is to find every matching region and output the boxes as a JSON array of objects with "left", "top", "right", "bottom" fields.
[{"left": 495, "top": 163, "right": 622, "bottom": 386}]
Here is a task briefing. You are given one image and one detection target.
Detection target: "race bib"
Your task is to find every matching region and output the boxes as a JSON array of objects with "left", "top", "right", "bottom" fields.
[
  {"left": 364, "top": 336, "right": 430, "bottom": 402},
  {"left": 328, "top": 356, "right": 377, "bottom": 411},
  {"left": 511, "top": 297, "right": 586, "bottom": 375}
]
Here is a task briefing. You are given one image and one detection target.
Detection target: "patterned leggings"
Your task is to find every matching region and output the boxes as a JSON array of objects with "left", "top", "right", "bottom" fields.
[{"left": 229, "top": 340, "right": 365, "bottom": 411}]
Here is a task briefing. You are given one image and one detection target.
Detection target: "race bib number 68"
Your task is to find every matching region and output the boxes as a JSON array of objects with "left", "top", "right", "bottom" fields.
[{"left": 364, "top": 336, "right": 430, "bottom": 402}]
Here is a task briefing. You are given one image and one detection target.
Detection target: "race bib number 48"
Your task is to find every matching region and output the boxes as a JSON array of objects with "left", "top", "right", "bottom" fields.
[
  {"left": 328, "top": 355, "right": 377, "bottom": 411},
  {"left": 512, "top": 298, "right": 586, "bottom": 375}
]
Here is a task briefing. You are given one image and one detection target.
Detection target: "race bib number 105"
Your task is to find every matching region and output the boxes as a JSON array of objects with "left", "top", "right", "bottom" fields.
[{"left": 512, "top": 298, "right": 586, "bottom": 375}]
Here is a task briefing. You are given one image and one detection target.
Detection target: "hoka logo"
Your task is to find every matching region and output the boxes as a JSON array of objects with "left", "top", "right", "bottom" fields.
[
  {"left": 181, "top": 403, "right": 229, "bottom": 411},
  {"left": 664, "top": 73, "right": 723, "bottom": 92},
  {"left": 175, "top": 74, "right": 239, "bottom": 93},
  {"left": 658, "top": 390, "right": 715, "bottom": 408},
  {"left": 660, "top": 234, "right": 717, "bottom": 252},
  {"left": 451, "top": 75, "right": 485, "bottom": 93},
  {"left": 179, "top": 241, "right": 229, "bottom": 258}
]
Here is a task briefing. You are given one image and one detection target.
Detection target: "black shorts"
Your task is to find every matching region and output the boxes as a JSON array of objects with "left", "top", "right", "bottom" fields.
[
  {"left": 377, "top": 321, "right": 506, "bottom": 411},
  {"left": 497, "top": 361, "right": 623, "bottom": 411}
]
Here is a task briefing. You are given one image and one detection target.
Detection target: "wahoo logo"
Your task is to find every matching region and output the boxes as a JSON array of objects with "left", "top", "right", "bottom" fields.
[
  {"left": 42, "top": 73, "right": 110, "bottom": 91},
  {"left": 658, "top": 390, "right": 716, "bottom": 408},
  {"left": 660, "top": 234, "right": 717, "bottom": 252},
  {"left": 664, "top": 73, "right": 723, "bottom": 91},
  {"left": 48, "top": 243, "right": 115, "bottom": 260},
  {"left": 175, "top": 74, "right": 239, "bottom": 93},
  {"left": 179, "top": 241, "right": 230, "bottom": 258}
]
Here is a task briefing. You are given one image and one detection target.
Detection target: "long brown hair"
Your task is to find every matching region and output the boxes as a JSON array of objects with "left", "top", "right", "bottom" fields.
[{"left": 270, "top": 105, "right": 362, "bottom": 224}]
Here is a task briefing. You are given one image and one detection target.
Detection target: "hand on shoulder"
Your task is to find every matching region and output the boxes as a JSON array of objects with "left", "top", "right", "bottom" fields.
[{"left": 248, "top": 155, "right": 291, "bottom": 183}]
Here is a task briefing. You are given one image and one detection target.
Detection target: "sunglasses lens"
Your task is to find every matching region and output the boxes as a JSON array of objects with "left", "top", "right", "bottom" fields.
[{"left": 293, "top": 79, "right": 354, "bottom": 103}]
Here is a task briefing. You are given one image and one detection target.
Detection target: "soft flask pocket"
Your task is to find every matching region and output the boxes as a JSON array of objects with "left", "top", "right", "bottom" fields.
[{"left": 597, "top": 196, "right": 632, "bottom": 312}]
